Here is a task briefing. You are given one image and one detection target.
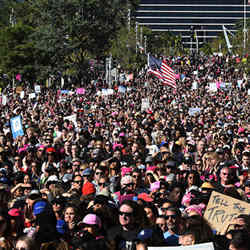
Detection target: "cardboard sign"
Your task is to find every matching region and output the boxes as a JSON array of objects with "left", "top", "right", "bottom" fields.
[
  {"left": 148, "top": 242, "right": 214, "bottom": 250},
  {"left": 10, "top": 115, "right": 24, "bottom": 139},
  {"left": 16, "top": 86, "right": 23, "bottom": 94},
  {"left": 204, "top": 191, "right": 250, "bottom": 234}
]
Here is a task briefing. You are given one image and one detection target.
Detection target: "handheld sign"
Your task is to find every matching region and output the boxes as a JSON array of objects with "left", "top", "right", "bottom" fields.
[
  {"left": 204, "top": 191, "right": 250, "bottom": 234},
  {"left": 148, "top": 242, "right": 214, "bottom": 250},
  {"left": 10, "top": 116, "right": 24, "bottom": 139}
]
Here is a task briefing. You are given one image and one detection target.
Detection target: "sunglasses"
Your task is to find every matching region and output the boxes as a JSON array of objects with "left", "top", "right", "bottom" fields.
[
  {"left": 95, "top": 172, "right": 103, "bottom": 175},
  {"left": 74, "top": 180, "right": 82, "bottom": 184},
  {"left": 161, "top": 207, "right": 169, "bottom": 211},
  {"left": 98, "top": 183, "right": 106, "bottom": 187},
  {"left": 118, "top": 211, "right": 133, "bottom": 217},
  {"left": 165, "top": 215, "right": 177, "bottom": 220},
  {"left": 124, "top": 183, "right": 134, "bottom": 187},
  {"left": 132, "top": 175, "right": 140, "bottom": 179}
]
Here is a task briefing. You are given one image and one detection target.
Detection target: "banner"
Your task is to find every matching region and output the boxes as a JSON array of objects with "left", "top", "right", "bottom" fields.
[
  {"left": 10, "top": 115, "right": 24, "bottom": 139},
  {"left": 148, "top": 242, "right": 214, "bottom": 250},
  {"left": 204, "top": 191, "right": 250, "bottom": 234}
]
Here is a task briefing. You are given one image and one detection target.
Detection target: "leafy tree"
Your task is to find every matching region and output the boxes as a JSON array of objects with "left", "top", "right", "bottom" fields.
[
  {"left": 27, "top": 0, "right": 140, "bottom": 83},
  {"left": 0, "top": 22, "right": 46, "bottom": 84}
]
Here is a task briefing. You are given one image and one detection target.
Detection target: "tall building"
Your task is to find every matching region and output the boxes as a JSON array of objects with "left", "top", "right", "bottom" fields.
[{"left": 136, "top": 0, "right": 250, "bottom": 47}]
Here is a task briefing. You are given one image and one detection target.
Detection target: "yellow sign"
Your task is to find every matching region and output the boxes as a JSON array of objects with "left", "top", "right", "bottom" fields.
[{"left": 204, "top": 191, "right": 250, "bottom": 234}]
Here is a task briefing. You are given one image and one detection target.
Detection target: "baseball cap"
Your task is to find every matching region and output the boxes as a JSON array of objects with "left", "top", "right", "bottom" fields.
[
  {"left": 28, "top": 190, "right": 41, "bottom": 200},
  {"left": 82, "top": 214, "right": 102, "bottom": 228},
  {"left": 138, "top": 193, "right": 153, "bottom": 202},
  {"left": 33, "top": 201, "right": 47, "bottom": 216},
  {"left": 82, "top": 168, "right": 92, "bottom": 176},
  {"left": 245, "top": 179, "right": 250, "bottom": 186}
]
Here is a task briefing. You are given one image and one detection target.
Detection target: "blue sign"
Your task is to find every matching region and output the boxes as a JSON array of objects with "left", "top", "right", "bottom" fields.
[{"left": 10, "top": 116, "right": 24, "bottom": 139}]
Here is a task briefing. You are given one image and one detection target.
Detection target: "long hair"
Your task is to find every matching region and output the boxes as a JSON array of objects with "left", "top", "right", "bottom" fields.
[{"left": 32, "top": 200, "right": 61, "bottom": 245}]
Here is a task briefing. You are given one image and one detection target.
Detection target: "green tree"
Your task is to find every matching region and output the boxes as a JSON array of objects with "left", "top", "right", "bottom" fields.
[
  {"left": 0, "top": 22, "right": 46, "bottom": 84},
  {"left": 28, "top": 0, "right": 140, "bottom": 83}
]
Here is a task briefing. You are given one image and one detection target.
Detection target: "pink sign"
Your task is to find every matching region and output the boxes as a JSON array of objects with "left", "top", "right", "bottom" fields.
[
  {"left": 175, "top": 74, "right": 180, "bottom": 79},
  {"left": 216, "top": 81, "right": 221, "bottom": 89},
  {"left": 76, "top": 88, "right": 85, "bottom": 94}
]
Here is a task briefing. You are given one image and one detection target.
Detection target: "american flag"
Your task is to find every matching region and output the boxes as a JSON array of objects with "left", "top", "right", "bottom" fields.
[{"left": 147, "top": 54, "right": 176, "bottom": 89}]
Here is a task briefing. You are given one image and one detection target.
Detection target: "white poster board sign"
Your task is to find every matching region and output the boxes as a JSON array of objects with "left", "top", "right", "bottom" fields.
[
  {"left": 34, "top": 85, "right": 41, "bottom": 93},
  {"left": 209, "top": 82, "right": 217, "bottom": 92},
  {"left": 64, "top": 114, "right": 77, "bottom": 127},
  {"left": 29, "top": 93, "right": 36, "bottom": 99},
  {"left": 20, "top": 91, "right": 25, "bottom": 99},
  {"left": 148, "top": 242, "right": 214, "bottom": 250},
  {"left": 2, "top": 95, "right": 7, "bottom": 106},
  {"left": 192, "top": 81, "right": 198, "bottom": 90},
  {"left": 141, "top": 98, "right": 150, "bottom": 112}
]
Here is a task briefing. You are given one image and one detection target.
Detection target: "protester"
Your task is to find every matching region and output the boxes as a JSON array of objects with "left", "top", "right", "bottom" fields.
[{"left": 0, "top": 53, "right": 249, "bottom": 249}]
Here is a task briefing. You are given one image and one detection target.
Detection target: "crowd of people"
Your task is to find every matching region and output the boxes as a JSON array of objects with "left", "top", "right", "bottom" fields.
[{"left": 0, "top": 54, "right": 249, "bottom": 250}]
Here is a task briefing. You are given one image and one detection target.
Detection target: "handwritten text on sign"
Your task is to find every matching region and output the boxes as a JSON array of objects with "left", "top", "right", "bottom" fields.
[{"left": 204, "top": 191, "right": 250, "bottom": 234}]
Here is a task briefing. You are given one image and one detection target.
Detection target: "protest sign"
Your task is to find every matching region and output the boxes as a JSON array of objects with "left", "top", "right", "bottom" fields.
[
  {"left": 188, "top": 108, "right": 201, "bottom": 116},
  {"left": 209, "top": 83, "right": 217, "bottom": 92},
  {"left": 76, "top": 88, "right": 85, "bottom": 95},
  {"left": 64, "top": 114, "right": 77, "bottom": 127},
  {"left": 20, "top": 91, "right": 25, "bottom": 99},
  {"left": 248, "top": 89, "right": 250, "bottom": 95},
  {"left": 35, "top": 85, "right": 41, "bottom": 93},
  {"left": 118, "top": 86, "right": 126, "bottom": 93},
  {"left": 60, "top": 90, "right": 70, "bottom": 94},
  {"left": 148, "top": 242, "right": 214, "bottom": 250},
  {"left": 192, "top": 81, "right": 198, "bottom": 90},
  {"left": 204, "top": 191, "right": 250, "bottom": 234},
  {"left": 29, "top": 93, "right": 36, "bottom": 99},
  {"left": 141, "top": 98, "right": 150, "bottom": 112},
  {"left": 16, "top": 86, "right": 23, "bottom": 94},
  {"left": 2, "top": 95, "right": 7, "bottom": 106},
  {"left": 10, "top": 115, "right": 24, "bottom": 139}
]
